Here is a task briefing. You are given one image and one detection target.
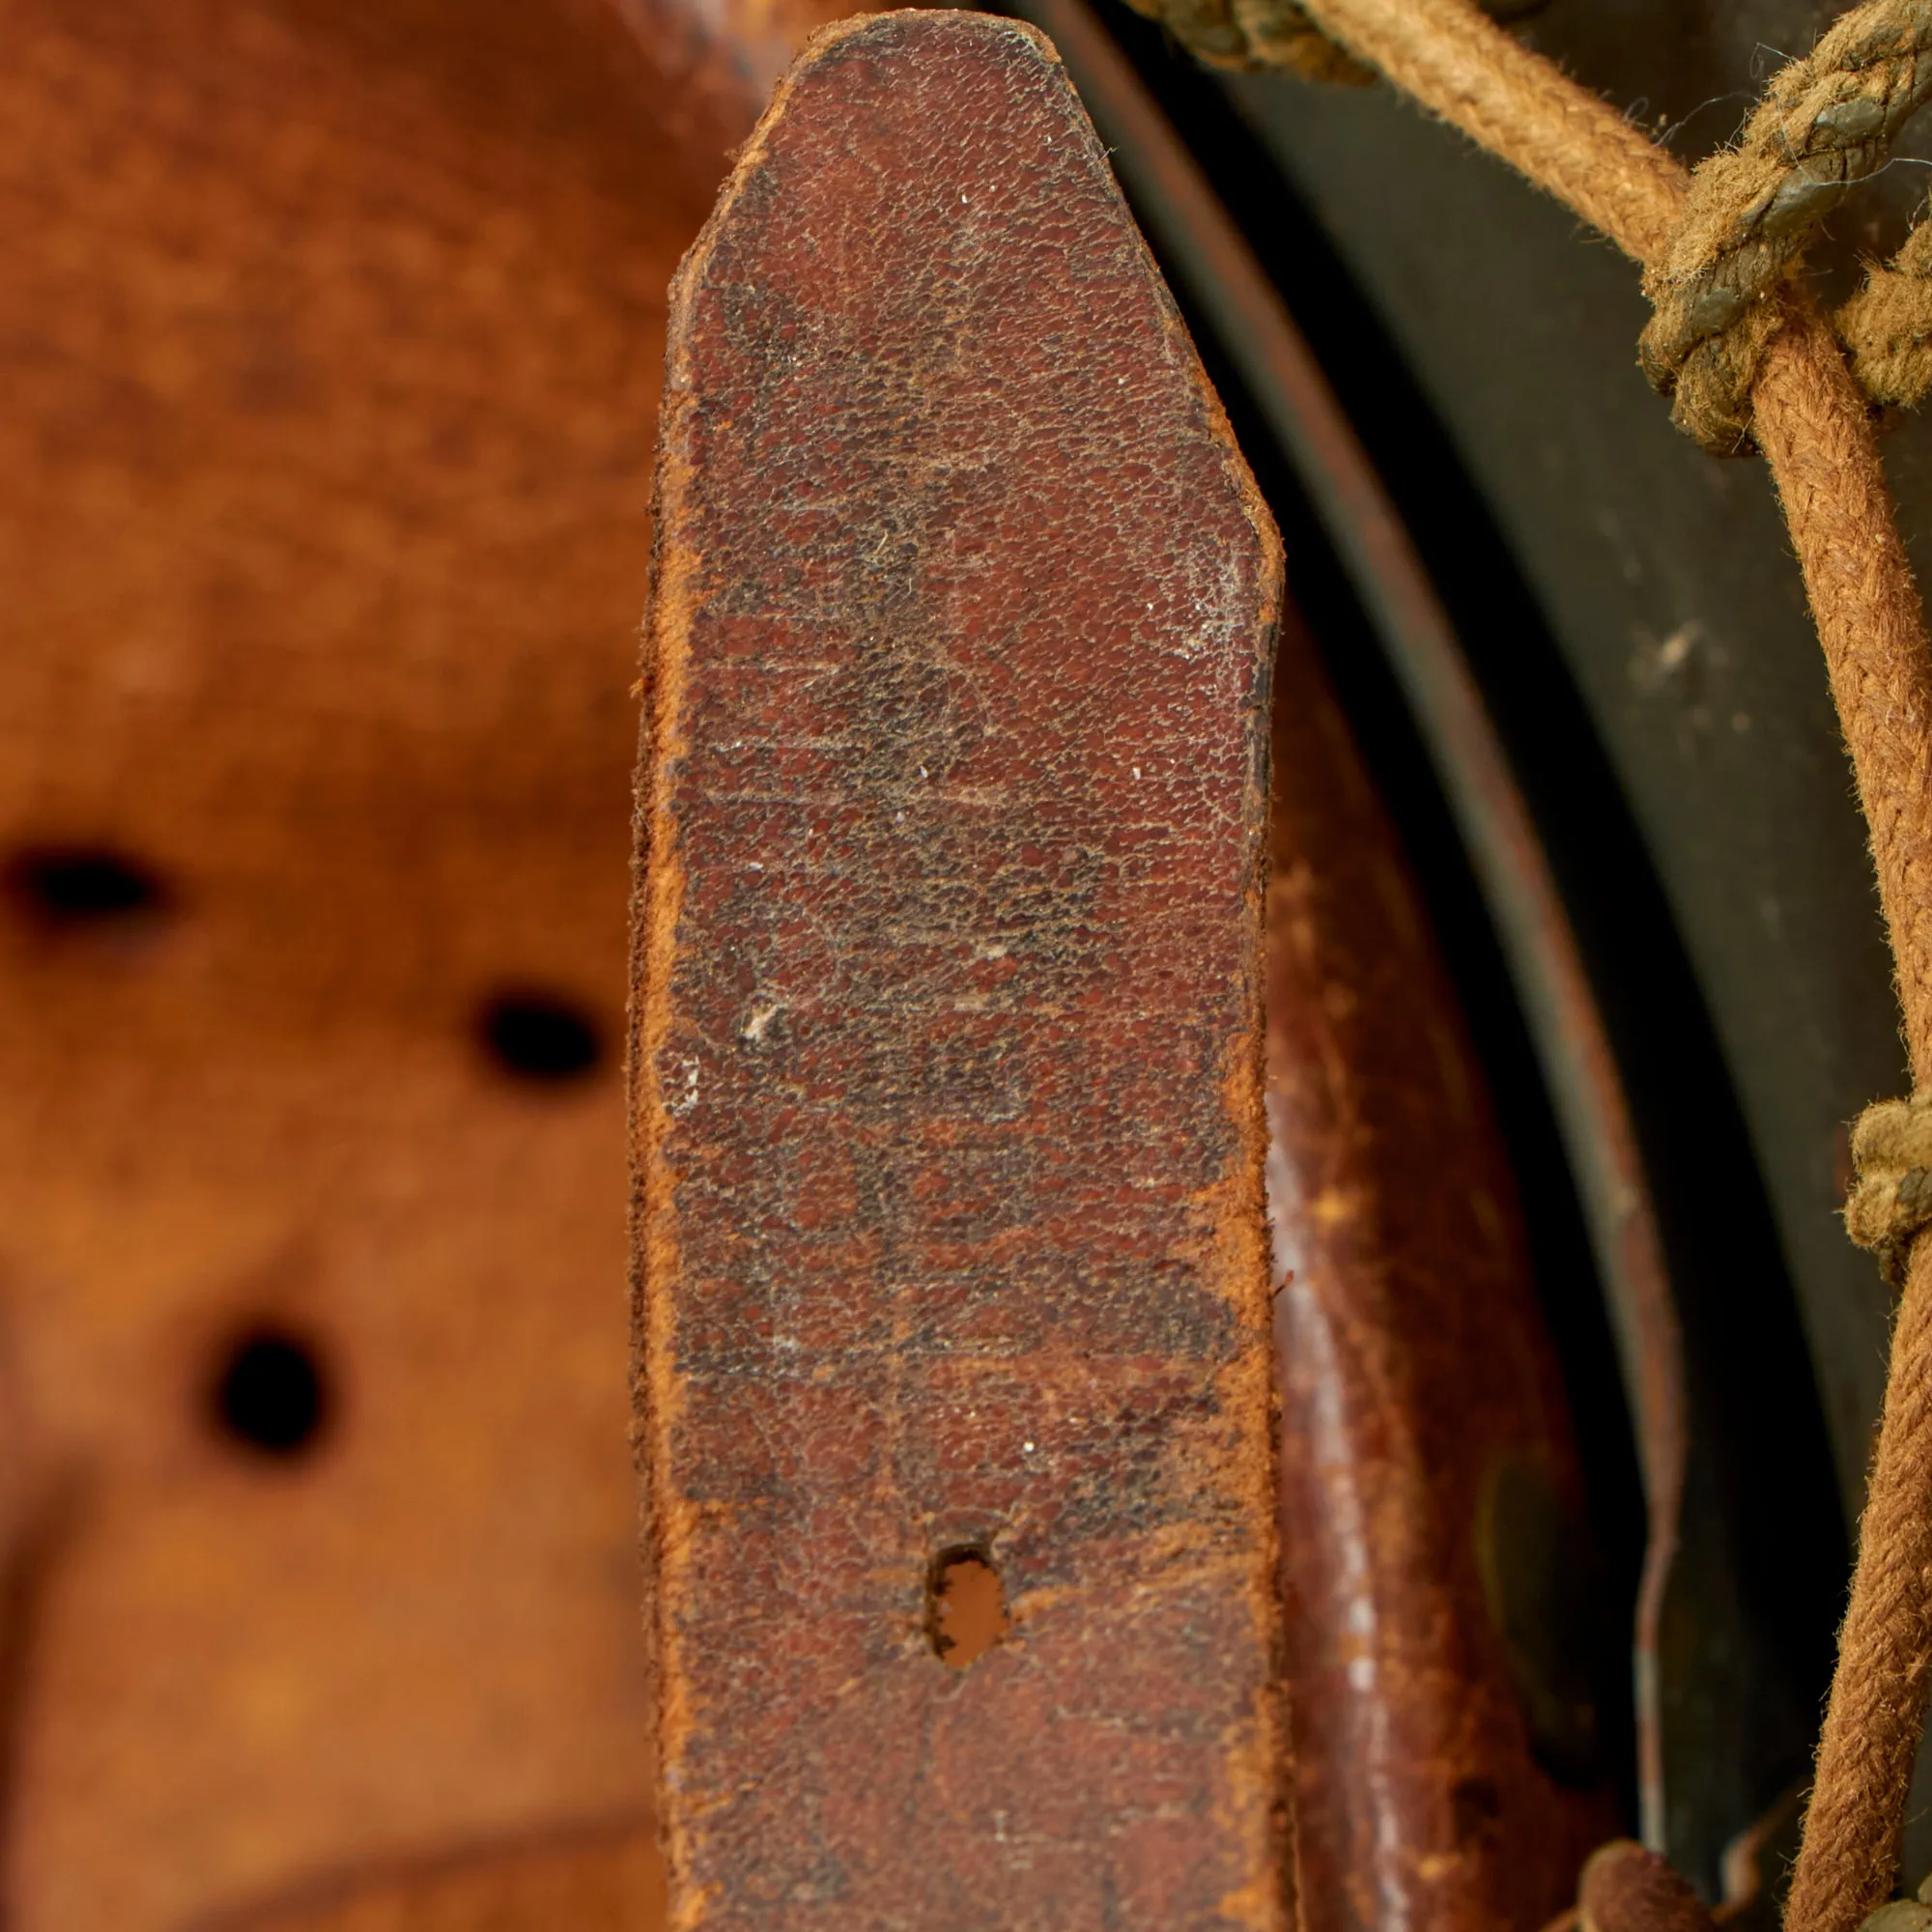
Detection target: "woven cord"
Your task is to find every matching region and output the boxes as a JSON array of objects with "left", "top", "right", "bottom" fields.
[
  {"left": 1144, "top": 0, "right": 1932, "bottom": 444},
  {"left": 1640, "top": 0, "right": 1932, "bottom": 452}
]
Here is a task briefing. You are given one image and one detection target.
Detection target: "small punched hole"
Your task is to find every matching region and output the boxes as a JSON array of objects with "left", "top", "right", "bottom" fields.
[
  {"left": 927, "top": 1548, "right": 1007, "bottom": 1669},
  {"left": 8, "top": 846, "right": 169, "bottom": 928},
  {"left": 478, "top": 989, "right": 604, "bottom": 1084},
  {"left": 211, "top": 1328, "right": 331, "bottom": 1460}
]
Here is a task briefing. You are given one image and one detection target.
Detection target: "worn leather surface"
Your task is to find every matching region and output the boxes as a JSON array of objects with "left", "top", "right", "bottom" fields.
[
  {"left": 635, "top": 14, "right": 1287, "bottom": 1926},
  {"left": 0, "top": 0, "right": 836, "bottom": 1924},
  {"left": 1265, "top": 610, "right": 1619, "bottom": 1927}
]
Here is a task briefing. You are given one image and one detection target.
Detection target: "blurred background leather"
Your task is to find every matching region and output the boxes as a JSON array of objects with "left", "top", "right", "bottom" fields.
[{"left": 0, "top": 0, "right": 842, "bottom": 1922}]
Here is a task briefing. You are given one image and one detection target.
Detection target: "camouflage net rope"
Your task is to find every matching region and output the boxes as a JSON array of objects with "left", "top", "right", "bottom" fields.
[
  {"left": 1118, "top": 0, "right": 1932, "bottom": 1925},
  {"left": 1847, "top": 1096, "right": 1932, "bottom": 1286},
  {"left": 1135, "top": 0, "right": 1932, "bottom": 438},
  {"left": 1638, "top": 0, "right": 1932, "bottom": 450}
]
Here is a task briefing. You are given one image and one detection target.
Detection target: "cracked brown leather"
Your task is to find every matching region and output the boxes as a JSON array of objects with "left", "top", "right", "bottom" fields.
[
  {"left": 634, "top": 14, "right": 1288, "bottom": 1927},
  {"left": 1266, "top": 604, "right": 1619, "bottom": 1929}
]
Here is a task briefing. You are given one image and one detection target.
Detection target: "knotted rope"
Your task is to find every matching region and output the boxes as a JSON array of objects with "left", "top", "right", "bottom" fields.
[
  {"left": 1118, "top": 0, "right": 1371, "bottom": 81},
  {"left": 1122, "top": 0, "right": 1932, "bottom": 1924},
  {"left": 1848, "top": 1096, "right": 1932, "bottom": 1286},
  {"left": 1141, "top": 0, "right": 1932, "bottom": 445},
  {"left": 1640, "top": 0, "right": 1932, "bottom": 451},
  {"left": 1842, "top": 211, "right": 1932, "bottom": 407}
]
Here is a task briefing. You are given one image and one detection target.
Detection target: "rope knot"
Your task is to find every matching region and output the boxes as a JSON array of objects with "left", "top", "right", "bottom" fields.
[
  {"left": 1118, "top": 0, "right": 1373, "bottom": 81},
  {"left": 1135, "top": 0, "right": 1932, "bottom": 448},
  {"left": 1846, "top": 1094, "right": 1932, "bottom": 1285},
  {"left": 1640, "top": 0, "right": 1932, "bottom": 452}
]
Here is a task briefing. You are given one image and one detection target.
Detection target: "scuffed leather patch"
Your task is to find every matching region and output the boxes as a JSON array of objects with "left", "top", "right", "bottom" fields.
[
  {"left": 634, "top": 14, "right": 1285, "bottom": 1927},
  {"left": 1264, "top": 610, "right": 1619, "bottom": 1928}
]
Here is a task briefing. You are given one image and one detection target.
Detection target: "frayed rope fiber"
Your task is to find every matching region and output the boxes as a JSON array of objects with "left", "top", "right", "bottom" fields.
[
  {"left": 1140, "top": 0, "right": 1932, "bottom": 448},
  {"left": 1847, "top": 1096, "right": 1932, "bottom": 1287},
  {"left": 1642, "top": 0, "right": 1932, "bottom": 451},
  {"left": 1841, "top": 212, "right": 1932, "bottom": 407}
]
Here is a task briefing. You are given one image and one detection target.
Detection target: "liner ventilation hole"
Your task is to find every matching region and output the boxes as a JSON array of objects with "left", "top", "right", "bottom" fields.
[
  {"left": 8, "top": 846, "right": 169, "bottom": 928},
  {"left": 211, "top": 1328, "right": 331, "bottom": 1460},
  {"left": 478, "top": 989, "right": 603, "bottom": 1084}
]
